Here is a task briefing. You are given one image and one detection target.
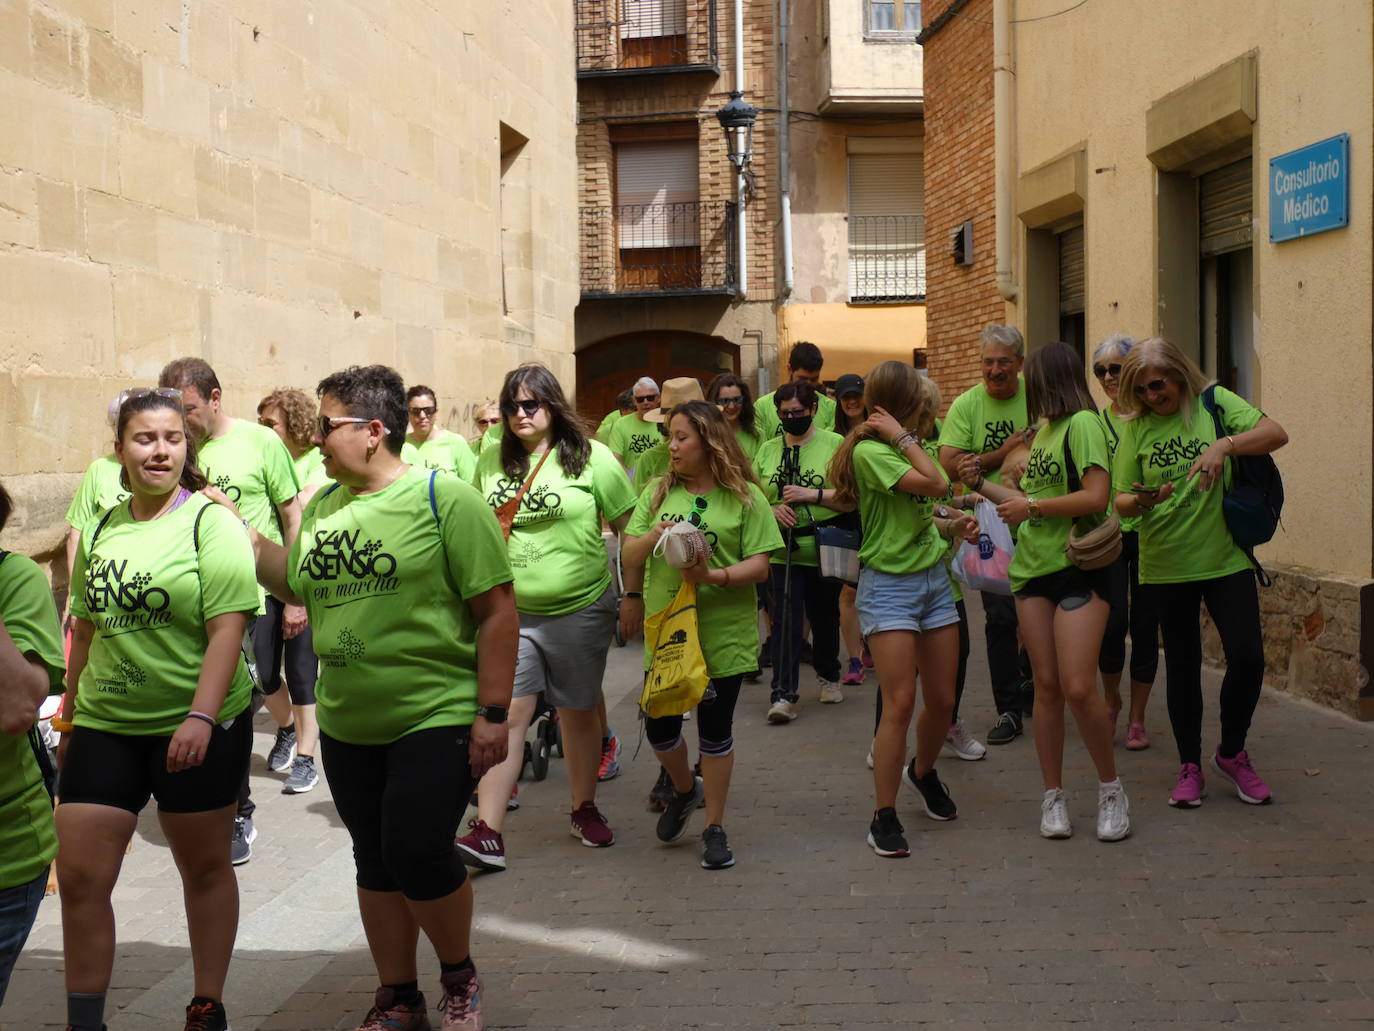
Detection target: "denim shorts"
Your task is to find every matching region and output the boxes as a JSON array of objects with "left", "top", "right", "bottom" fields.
[{"left": 856, "top": 564, "right": 960, "bottom": 636}]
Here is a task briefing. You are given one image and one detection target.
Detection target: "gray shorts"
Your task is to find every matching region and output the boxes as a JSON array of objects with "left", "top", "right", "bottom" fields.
[{"left": 513, "top": 582, "right": 619, "bottom": 710}]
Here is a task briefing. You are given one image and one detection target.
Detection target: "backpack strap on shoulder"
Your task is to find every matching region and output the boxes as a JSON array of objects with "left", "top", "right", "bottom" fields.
[
  {"left": 193, "top": 501, "right": 210, "bottom": 552},
  {"left": 89, "top": 505, "right": 119, "bottom": 551},
  {"left": 1201, "top": 384, "right": 1225, "bottom": 439},
  {"left": 428, "top": 470, "right": 441, "bottom": 530}
]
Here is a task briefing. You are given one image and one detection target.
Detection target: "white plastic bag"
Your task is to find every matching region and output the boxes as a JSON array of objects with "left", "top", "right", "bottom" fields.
[{"left": 950, "top": 499, "right": 1015, "bottom": 596}]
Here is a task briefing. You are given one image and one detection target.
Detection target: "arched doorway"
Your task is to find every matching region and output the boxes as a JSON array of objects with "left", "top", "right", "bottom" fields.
[{"left": 575, "top": 331, "right": 740, "bottom": 424}]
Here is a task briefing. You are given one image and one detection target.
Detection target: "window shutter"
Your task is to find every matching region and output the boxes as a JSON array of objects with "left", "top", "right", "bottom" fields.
[
  {"left": 1058, "top": 224, "right": 1085, "bottom": 315},
  {"left": 621, "top": 0, "right": 687, "bottom": 39},
  {"left": 616, "top": 141, "right": 699, "bottom": 248},
  {"left": 848, "top": 150, "right": 925, "bottom": 300},
  {"left": 1199, "top": 157, "right": 1253, "bottom": 257}
]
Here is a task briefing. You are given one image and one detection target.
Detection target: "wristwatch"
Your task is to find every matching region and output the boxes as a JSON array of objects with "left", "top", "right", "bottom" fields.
[{"left": 476, "top": 705, "right": 509, "bottom": 724}]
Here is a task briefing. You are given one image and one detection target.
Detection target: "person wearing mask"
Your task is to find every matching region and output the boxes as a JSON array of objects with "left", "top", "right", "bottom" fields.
[
  {"left": 595, "top": 388, "right": 636, "bottom": 444},
  {"left": 158, "top": 358, "right": 303, "bottom": 865},
  {"left": 57, "top": 389, "right": 258, "bottom": 1031},
  {"left": 621, "top": 401, "right": 783, "bottom": 870},
  {"left": 1112, "top": 338, "right": 1288, "bottom": 809},
  {"left": 402, "top": 385, "right": 478, "bottom": 481},
  {"left": 255, "top": 388, "right": 329, "bottom": 795},
  {"left": 829, "top": 362, "right": 974, "bottom": 858},
  {"left": 754, "top": 342, "right": 837, "bottom": 438},
  {"left": 1090, "top": 335, "right": 1160, "bottom": 749},
  {"left": 961, "top": 342, "right": 1130, "bottom": 841},
  {"left": 218, "top": 364, "right": 517, "bottom": 1030},
  {"left": 0, "top": 482, "right": 65, "bottom": 1009},
  {"left": 752, "top": 381, "right": 849, "bottom": 720},
  {"left": 939, "top": 325, "right": 1035, "bottom": 747},
  {"left": 707, "top": 373, "right": 763, "bottom": 461},
  {"left": 608, "top": 377, "right": 663, "bottom": 482},
  {"left": 457, "top": 364, "right": 636, "bottom": 870},
  {"left": 832, "top": 374, "right": 872, "bottom": 688}
]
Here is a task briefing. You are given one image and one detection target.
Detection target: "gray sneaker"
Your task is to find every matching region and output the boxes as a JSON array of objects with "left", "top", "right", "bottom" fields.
[
  {"left": 266, "top": 725, "right": 297, "bottom": 773},
  {"left": 655, "top": 775, "right": 704, "bottom": 843},
  {"left": 281, "top": 755, "right": 319, "bottom": 795},
  {"left": 231, "top": 816, "right": 256, "bottom": 866}
]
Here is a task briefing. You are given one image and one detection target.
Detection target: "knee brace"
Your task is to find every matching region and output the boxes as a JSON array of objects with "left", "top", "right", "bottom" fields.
[{"left": 699, "top": 734, "right": 734, "bottom": 758}]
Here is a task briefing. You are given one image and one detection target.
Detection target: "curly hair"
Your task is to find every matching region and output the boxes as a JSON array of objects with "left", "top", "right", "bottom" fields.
[
  {"left": 649, "top": 401, "right": 760, "bottom": 510},
  {"left": 257, "top": 388, "right": 316, "bottom": 451}
]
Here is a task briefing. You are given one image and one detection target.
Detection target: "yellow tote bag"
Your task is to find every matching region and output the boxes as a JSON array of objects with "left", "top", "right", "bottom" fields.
[{"left": 639, "top": 581, "right": 710, "bottom": 718}]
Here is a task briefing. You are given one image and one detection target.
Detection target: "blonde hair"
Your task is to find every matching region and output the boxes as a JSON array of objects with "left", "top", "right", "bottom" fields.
[
  {"left": 914, "top": 375, "right": 942, "bottom": 440},
  {"left": 828, "top": 361, "right": 936, "bottom": 508},
  {"left": 649, "top": 400, "right": 760, "bottom": 510},
  {"left": 1115, "top": 337, "right": 1213, "bottom": 428}
]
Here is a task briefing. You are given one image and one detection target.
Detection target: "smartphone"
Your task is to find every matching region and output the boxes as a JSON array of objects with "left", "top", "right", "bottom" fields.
[{"left": 1131, "top": 482, "right": 1160, "bottom": 496}]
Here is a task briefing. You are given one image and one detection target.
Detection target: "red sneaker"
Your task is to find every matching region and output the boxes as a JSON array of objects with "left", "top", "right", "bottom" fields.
[{"left": 570, "top": 801, "right": 615, "bottom": 847}]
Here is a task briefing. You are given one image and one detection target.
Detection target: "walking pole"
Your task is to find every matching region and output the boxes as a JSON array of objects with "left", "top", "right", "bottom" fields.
[{"left": 778, "top": 444, "right": 799, "bottom": 706}]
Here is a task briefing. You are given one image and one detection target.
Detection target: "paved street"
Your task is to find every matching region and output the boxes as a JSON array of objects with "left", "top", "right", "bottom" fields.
[{"left": 9, "top": 594, "right": 1374, "bottom": 1029}]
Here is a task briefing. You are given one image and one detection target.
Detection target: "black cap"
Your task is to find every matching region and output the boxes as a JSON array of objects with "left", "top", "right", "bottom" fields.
[{"left": 834, "top": 373, "right": 864, "bottom": 399}]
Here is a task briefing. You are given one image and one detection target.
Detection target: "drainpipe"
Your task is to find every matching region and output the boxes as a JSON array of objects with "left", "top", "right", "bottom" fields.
[
  {"left": 993, "top": 0, "right": 1018, "bottom": 301},
  {"left": 734, "top": 0, "right": 748, "bottom": 297},
  {"left": 778, "top": 0, "right": 794, "bottom": 298}
]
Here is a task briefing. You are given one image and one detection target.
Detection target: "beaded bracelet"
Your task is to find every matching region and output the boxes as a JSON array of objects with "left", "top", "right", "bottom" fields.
[{"left": 186, "top": 711, "right": 218, "bottom": 728}]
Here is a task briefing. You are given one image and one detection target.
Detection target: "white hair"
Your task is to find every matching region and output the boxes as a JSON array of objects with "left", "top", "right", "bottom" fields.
[
  {"left": 1092, "top": 333, "right": 1135, "bottom": 364},
  {"left": 980, "top": 324, "right": 1024, "bottom": 358},
  {"left": 633, "top": 376, "right": 659, "bottom": 393}
]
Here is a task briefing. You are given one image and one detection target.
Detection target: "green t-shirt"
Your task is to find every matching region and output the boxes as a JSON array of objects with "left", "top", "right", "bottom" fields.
[
  {"left": 0, "top": 552, "right": 64, "bottom": 889},
  {"left": 754, "top": 391, "right": 838, "bottom": 438},
  {"left": 1099, "top": 407, "right": 1139, "bottom": 534},
  {"left": 627, "top": 480, "right": 783, "bottom": 678},
  {"left": 751, "top": 430, "right": 845, "bottom": 567},
  {"left": 852, "top": 439, "right": 947, "bottom": 575},
  {"left": 940, "top": 380, "right": 1030, "bottom": 485},
  {"left": 405, "top": 428, "right": 477, "bottom": 481},
  {"left": 609, "top": 414, "right": 661, "bottom": 482},
  {"left": 288, "top": 468, "right": 513, "bottom": 745},
  {"left": 636, "top": 437, "right": 671, "bottom": 483},
  {"left": 473, "top": 441, "right": 635, "bottom": 616},
  {"left": 294, "top": 448, "right": 330, "bottom": 491},
  {"left": 69, "top": 497, "right": 258, "bottom": 735},
  {"left": 65, "top": 454, "right": 130, "bottom": 531},
  {"left": 470, "top": 423, "right": 501, "bottom": 459},
  {"left": 1008, "top": 411, "right": 1111, "bottom": 593},
  {"left": 734, "top": 428, "right": 762, "bottom": 461},
  {"left": 199, "top": 420, "right": 300, "bottom": 546},
  {"left": 595, "top": 410, "right": 625, "bottom": 444},
  {"left": 1111, "top": 387, "right": 1263, "bottom": 585}
]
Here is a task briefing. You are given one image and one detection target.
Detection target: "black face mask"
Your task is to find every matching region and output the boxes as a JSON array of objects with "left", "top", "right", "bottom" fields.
[{"left": 780, "top": 413, "right": 813, "bottom": 437}]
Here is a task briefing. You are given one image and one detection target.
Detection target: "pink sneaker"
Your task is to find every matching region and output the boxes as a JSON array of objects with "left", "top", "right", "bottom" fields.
[
  {"left": 1212, "top": 750, "right": 1272, "bottom": 805},
  {"left": 570, "top": 801, "right": 615, "bottom": 847},
  {"left": 861, "top": 643, "right": 874, "bottom": 669},
  {"left": 438, "top": 968, "right": 483, "bottom": 1031},
  {"left": 1124, "top": 723, "right": 1149, "bottom": 750},
  {"left": 841, "top": 658, "right": 865, "bottom": 686},
  {"left": 1168, "top": 763, "right": 1205, "bottom": 808}
]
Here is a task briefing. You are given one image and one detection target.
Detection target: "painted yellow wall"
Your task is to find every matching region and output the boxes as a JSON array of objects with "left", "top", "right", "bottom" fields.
[
  {"left": 778, "top": 302, "right": 926, "bottom": 380},
  {"left": 1007, "top": 0, "right": 1374, "bottom": 578}
]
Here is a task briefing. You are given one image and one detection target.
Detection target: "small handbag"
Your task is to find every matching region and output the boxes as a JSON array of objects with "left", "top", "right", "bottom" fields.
[
  {"left": 816, "top": 524, "right": 862, "bottom": 586},
  {"left": 654, "top": 521, "right": 712, "bottom": 569},
  {"left": 1062, "top": 442, "right": 1122, "bottom": 570},
  {"left": 495, "top": 449, "right": 551, "bottom": 541}
]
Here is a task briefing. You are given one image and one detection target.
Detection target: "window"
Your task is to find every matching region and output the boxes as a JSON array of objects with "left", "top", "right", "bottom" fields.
[
  {"left": 848, "top": 140, "right": 925, "bottom": 302},
  {"left": 865, "top": 0, "right": 921, "bottom": 38},
  {"left": 614, "top": 137, "right": 702, "bottom": 290}
]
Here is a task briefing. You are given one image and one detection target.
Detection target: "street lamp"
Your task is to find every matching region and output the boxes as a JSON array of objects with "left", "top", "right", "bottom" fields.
[{"left": 715, "top": 90, "right": 759, "bottom": 171}]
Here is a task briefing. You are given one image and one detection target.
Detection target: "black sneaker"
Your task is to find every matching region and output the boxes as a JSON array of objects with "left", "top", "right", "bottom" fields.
[
  {"left": 701, "top": 824, "right": 735, "bottom": 869},
  {"left": 647, "top": 766, "right": 674, "bottom": 812},
  {"left": 231, "top": 816, "right": 256, "bottom": 866},
  {"left": 266, "top": 724, "right": 296, "bottom": 773},
  {"left": 987, "top": 711, "right": 1023, "bottom": 745},
  {"left": 656, "top": 775, "right": 703, "bottom": 843},
  {"left": 903, "top": 761, "right": 957, "bottom": 820},
  {"left": 281, "top": 754, "right": 318, "bottom": 794},
  {"left": 867, "top": 807, "right": 909, "bottom": 857},
  {"left": 184, "top": 995, "right": 229, "bottom": 1031}
]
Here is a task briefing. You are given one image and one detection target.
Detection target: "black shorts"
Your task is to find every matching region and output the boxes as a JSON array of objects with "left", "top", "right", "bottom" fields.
[
  {"left": 1014, "top": 565, "right": 1109, "bottom": 609},
  {"left": 58, "top": 712, "right": 252, "bottom": 815}
]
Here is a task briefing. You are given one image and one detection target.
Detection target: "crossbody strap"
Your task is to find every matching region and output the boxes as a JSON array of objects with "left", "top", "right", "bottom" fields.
[{"left": 512, "top": 449, "right": 552, "bottom": 514}]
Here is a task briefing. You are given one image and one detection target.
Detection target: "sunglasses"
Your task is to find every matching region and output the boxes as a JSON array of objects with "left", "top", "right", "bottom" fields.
[
  {"left": 119, "top": 387, "right": 183, "bottom": 407},
  {"left": 1133, "top": 379, "right": 1169, "bottom": 396},
  {"left": 1092, "top": 363, "right": 1122, "bottom": 379},
  {"left": 409, "top": 405, "right": 437, "bottom": 417},
  {"left": 317, "top": 414, "right": 372, "bottom": 438},
  {"left": 687, "top": 495, "right": 708, "bottom": 528},
  {"left": 717, "top": 397, "right": 743, "bottom": 407},
  {"left": 635, "top": 393, "right": 660, "bottom": 404},
  {"left": 501, "top": 398, "right": 543, "bottom": 417}
]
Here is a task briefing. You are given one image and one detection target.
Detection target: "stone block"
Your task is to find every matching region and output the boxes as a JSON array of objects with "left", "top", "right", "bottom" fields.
[
  {"left": 112, "top": 270, "right": 203, "bottom": 375},
  {"left": 142, "top": 58, "right": 213, "bottom": 143},
  {"left": 111, "top": 0, "right": 181, "bottom": 65},
  {"left": 195, "top": 145, "right": 254, "bottom": 230},
  {"left": 36, "top": 176, "right": 83, "bottom": 253},
  {"left": 0, "top": 0, "right": 32, "bottom": 76},
  {"left": 211, "top": 93, "right": 280, "bottom": 165},
  {"left": 310, "top": 190, "right": 352, "bottom": 258},
  {"left": 28, "top": 87, "right": 119, "bottom": 192},
  {"left": 156, "top": 212, "right": 220, "bottom": 284},
  {"left": 87, "top": 29, "right": 141, "bottom": 113},
  {"left": 0, "top": 249, "right": 113, "bottom": 391},
  {"left": 0, "top": 166, "right": 38, "bottom": 247},
  {"left": 118, "top": 119, "right": 196, "bottom": 218},
  {"left": 302, "top": 67, "right": 348, "bottom": 141},
  {"left": 186, "top": 1, "right": 233, "bottom": 88},
  {"left": 85, "top": 189, "right": 158, "bottom": 268},
  {"left": 56, "top": 0, "right": 115, "bottom": 33},
  {"left": 254, "top": 170, "right": 311, "bottom": 243},
  {"left": 218, "top": 231, "right": 269, "bottom": 295},
  {"left": 30, "top": 5, "right": 85, "bottom": 95}
]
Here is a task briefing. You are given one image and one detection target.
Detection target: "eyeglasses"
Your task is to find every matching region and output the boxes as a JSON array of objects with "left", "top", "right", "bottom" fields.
[
  {"left": 717, "top": 397, "right": 743, "bottom": 407},
  {"left": 687, "top": 495, "right": 708, "bottom": 528},
  {"left": 257, "top": 416, "right": 278, "bottom": 428},
  {"left": 409, "top": 405, "right": 437, "bottom": 417},
  {"left": 635, "top": 393, "right": 659, "bottom": 404},
  {"left": 1092, "top": 363, "right": 1123, "bottom": 380},
  {"left": 317, "top": 415, "right": 372, "bottom": 438},
  {"left": 1133, "top": 379, "right": 1169, "bottom": 396},
  {"left": 501, "top": 398, "right": 543, "bottom": 417},
  {"left": 118, "top": 387, "right": 183, "bottom": 407},
  {"left": 778, "top": 408, "right": 808, "bottom": 418}
]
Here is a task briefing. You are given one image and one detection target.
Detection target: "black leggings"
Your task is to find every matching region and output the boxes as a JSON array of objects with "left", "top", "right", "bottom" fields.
[
  {"left": 1154, "top": 570, "right": 1265, "bottom": 766},
  {"left": 252, "top": 595, "right": 318, "bottom": 705},
  {"left": 874, "top": 600, "right": 969, "bottom": 733},
  {"left": 1099, "top": 532, "right": 1160, "bottom": 683},
  {"left": 321, "top": 725, "right": 474, "bottom": 900},
  {"left": 768, "top": 563, "right": 841, "bottom": 702},
  {"left": 645, "top": 676, "right": 743, "bottom": 757}
]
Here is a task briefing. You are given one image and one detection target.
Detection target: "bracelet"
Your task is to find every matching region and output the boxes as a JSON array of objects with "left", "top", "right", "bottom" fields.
[
  {"left": 891, "top": 431, "right": 920, "bottom": 452},
  {"left": 1226, "top": 435, "right": 1237, "bottom": 452},
  {"left": 49, "top": 717, "right": 74, "bottom": 733},
  {"left": 722, "top": 567, "right": 732, "bottom": 587},
  {"left": 816, "top": 488, "right": 823, "bottom": 504},
  {"left": 186, "top": 711, "right": 218, "bottom": 728},
  {"left": 972, "top": 476, "right": 985, "bottom": 492}
]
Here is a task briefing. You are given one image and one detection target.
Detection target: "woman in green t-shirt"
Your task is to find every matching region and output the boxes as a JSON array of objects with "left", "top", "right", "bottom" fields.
[
  {"left": 58, "top": 390, "right": 259, "bottom": 1031},
  {"left": 457, "top": 364, "right": 636, "bottom": 871},
  {"left": 829, "top": 361, "right": 975, "bottom": 860},
  {"left": 832, "top": 374, "right": 871, "bottom": 688},
  {"left": 621, "top": 401, "right": 784, "bottom": 871},
  {"left": 961, "top": 342, "right": 1129, "bottom": 843},
  {"left": 707, "top": 372, "right": 762, "bottom": 462},
  {"left": 1112, "top": 337, "right": 1288, "bottom": 811}
]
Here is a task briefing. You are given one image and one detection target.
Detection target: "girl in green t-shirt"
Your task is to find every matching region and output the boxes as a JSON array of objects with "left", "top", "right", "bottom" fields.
[
  {"left": 622, "top": 401, "right": 784, "bottom": 871},
  {"left": 1112, "top": 337, "right": 1288, "bottom": 811},
  {"left": 962, "top": 342, "right": 1129, "bottom": 844},
  {"left": 707, "top": 372, "right": 762, "bottom": 461},
  {"left": 58, "top": 390, "right": 258, "bottom": 1031},
  {"left": 828, "top": 361, "right": 976, "bottom": 860}
]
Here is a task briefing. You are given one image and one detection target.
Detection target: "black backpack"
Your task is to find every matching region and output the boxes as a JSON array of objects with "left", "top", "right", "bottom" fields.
[{"left": 1201, "top": 386, "right": 1284, "bottom": 586}]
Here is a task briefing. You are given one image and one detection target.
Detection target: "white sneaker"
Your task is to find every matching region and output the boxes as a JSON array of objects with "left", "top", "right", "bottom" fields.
[
  {"left": 942, "top": 721, "right": 987, "bottom": 761},
  {"left": 767, "top": 699, "right": 797, "bottom": 724},
  {"left": 818, "top": 678, "right": 844, "bottom": 704},
  {"left": 1040, "top": 788, "right": 1072, "bottom": 839},
  {"left": 865, "top": 747, "right": 874, "bottom": 769},
  {"left": 1097, "top": 780, "right": 1130, "bottom": 842}
]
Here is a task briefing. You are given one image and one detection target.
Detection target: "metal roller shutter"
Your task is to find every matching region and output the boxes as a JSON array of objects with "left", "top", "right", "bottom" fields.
[
  {"left": 615, "top": 140, "right": 698, "bottom": 248},
  {"left": 1200, "top": 157, "right": 1253, "bottom": 257},
  {"left": 1058, "top": 224, "right": 1084, "bottom": 316},
  {"left": 621, "top": 0, "right": 687, "bottom": 38},
  {"left": 847, "top": 149, "right": 925, "bottom": 300}
]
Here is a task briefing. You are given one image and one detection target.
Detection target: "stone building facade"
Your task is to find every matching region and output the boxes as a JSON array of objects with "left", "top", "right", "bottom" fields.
[{"left": 1, "top": 0, "right": 579, "bottom": 576}]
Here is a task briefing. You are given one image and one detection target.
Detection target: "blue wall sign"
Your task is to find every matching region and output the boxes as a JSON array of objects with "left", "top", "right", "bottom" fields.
[{"left": 1269, "top": 134, "right": 1350, "bottom": 243}]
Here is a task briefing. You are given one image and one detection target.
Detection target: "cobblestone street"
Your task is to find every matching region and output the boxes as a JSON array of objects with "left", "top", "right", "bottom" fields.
[{"left": 9, "top": 597, "right": 1374, "bottom": 1029}]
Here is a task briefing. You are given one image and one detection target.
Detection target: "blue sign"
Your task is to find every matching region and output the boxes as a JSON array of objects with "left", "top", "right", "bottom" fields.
[{"left": 1270, "top": 134, "right": 1349, "bottom": 242}]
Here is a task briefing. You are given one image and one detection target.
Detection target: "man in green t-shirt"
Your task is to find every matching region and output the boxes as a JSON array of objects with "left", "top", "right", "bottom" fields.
[
  {"left": 936, "top": 325, "right": 1034, "bottom": 746},
  {"left": 595, "top": 388, "right": 636, "bottom": 444},
  {"left": 608, "top": 377, "right": 663, "bottom": 483},
  {"left": 404, "top": 384, "right": 478, "bottom": 480},
  {"left": 160, "top": 357, "right": 303, "bottom": 864},
  {"left": 754, "top": 342, "right": 838, "bottom": 438}
]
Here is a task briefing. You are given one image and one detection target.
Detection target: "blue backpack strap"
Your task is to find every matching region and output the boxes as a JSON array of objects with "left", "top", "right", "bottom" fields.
[
  {"left": 1201, "top": 384, "right": 1225, "bottom": 439},
  {"left": 428, "top": 471, "right": 441, "bottom": 530}
]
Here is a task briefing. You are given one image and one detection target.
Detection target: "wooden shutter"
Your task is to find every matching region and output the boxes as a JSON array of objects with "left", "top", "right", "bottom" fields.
[
  {"left": 616, "top": 140, "right": 699, "bottom": 248},
  {"left": 847, "top": 148, "right": 925, "bottom": 300},
  {"left": 1200, "top": 157, "right": 1253, "bottom": 257},
  {"left": 1058, "top": 224, "right": 1085, "bottom": 315},
  {"left": 621, "top": 0, "right": 686, "bottom": 38}
]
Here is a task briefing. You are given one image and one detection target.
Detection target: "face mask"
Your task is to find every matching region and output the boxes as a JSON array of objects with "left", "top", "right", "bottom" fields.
[{"left": 780, "top": 413, "right": 813, "bottom": 436}]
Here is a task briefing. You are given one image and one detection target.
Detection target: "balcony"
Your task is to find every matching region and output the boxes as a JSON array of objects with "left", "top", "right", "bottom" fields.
[
  {"left": 576, "top": 0, "right": 719, "bottom": 78},
  {"left": 848, "top": 214, "right": 926, "bottom": 303},
  {"left": 580, "top": 200, "right": 737, "bottom": 298}
]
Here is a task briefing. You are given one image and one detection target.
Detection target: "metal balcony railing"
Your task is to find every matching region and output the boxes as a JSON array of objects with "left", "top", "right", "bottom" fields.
[
  {"left": 576, "top": 0, "right": 719, "bottom": 76},
  {"left": 580, "top": 200, "right": 737, "bottom": 297},
  {"left": 848, "top": 214, "right": 926, "bottom": 302}
]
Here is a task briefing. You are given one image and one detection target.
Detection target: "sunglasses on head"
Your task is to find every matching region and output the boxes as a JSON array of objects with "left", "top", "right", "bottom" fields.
[
  {"left": 501, "top": 398, "right": 543, "bottom": 417},
  {"left": 1133, "top": 379, "right": 1169, "bottom": 396},
  {"left": 687, "top": 494, "right": 708, "bottom": 528},
  {"left": 119, "top": 387, "right": 183, "bottom": 407},
  {"left": 317, "top": 414, "right": 373, "bottom": 438},
  {"left": 1092, "top": 363, "right": 1122, "bottom": 379},
  {"left": 409, "top": 405, "right": 437, "bottom": 417}
]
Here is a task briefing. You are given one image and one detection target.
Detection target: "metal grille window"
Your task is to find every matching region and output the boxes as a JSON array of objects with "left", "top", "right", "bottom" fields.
[
  {"left": 848, "top": 146, "right": 925, "bottom": 302},
  {"left": 622, "top": 0, "right": 687, "bottom": 38},
  {"left": 616, "top": 140, "right": 699, "bottom": 248}
]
